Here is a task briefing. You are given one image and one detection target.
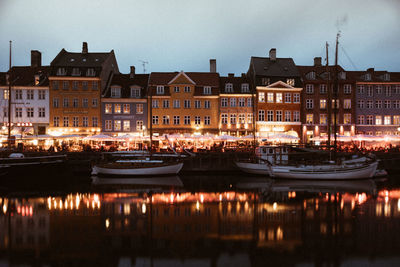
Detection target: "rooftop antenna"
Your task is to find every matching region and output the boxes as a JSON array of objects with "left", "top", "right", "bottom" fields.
[{"left": 139, "top": 60, "right": 148, "bottom": 74}]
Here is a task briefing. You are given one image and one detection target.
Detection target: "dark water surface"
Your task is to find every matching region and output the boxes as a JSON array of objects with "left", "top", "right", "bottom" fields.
[{"left": 1, "top": 175, "right": 400, "bottom": 267}]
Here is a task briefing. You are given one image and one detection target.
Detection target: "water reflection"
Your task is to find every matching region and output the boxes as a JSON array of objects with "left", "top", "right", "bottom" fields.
[{"left": 1, "top": 177, "right": 400, "bottom": 266}]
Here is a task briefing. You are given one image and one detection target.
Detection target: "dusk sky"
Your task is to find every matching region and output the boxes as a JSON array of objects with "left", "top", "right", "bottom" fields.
[{"left": 0, "top": 0, "right": 399, "bottom": 75}]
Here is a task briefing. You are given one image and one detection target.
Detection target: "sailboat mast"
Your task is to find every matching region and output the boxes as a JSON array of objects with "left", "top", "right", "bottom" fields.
[
  {"left": 149, "top": 85, "right": 153, "bottom": 152},
  {"left": 333, "top": 33, "right": 340, "bottom": 154},
  {"left": 326, "top": 42, "right": 331, "bottom": 149},
  {"left": 8, "top": 41, "right": 12, "bottom": 150}
]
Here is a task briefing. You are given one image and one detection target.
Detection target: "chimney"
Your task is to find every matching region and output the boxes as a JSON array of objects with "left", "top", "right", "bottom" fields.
[
  {"left": 31, "top": 50, "right": 41, "bottom": 67},
  {"left": 314, "top": 57, "right": 322, "bottom": 66},
  {"left": 210, "top": 59, "right": 216, "bottom": 73},
  {"left": 241, "top": 73, "right": 246, "bottom": 78},
  {"left": 130, "top": 66, "right": 135, "bottom": 78},
  {"left": 228, "top": 73, "right": 234, "bottom": 78},
  {"left": 82, "top": 42, "right": 88, "bottom": 54},
  {"left": 367, "top": 68, "right": 374, "bottom": 72},
  {"left": 269, "top": 48, "right": 276, "bottom": 61}
]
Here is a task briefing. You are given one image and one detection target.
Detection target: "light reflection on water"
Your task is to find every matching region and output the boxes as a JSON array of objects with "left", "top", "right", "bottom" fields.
[{"left": 0, "top": 177, "right": 400, "bottom": 266}]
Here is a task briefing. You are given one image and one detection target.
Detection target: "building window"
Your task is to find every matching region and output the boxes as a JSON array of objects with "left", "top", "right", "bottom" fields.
[
  {"left": 184, "top": 100, "right": 191, "bottom": 108},
  {"left": 152, "top": 116, "right": 159, "bottom": 125},
  {"left": 320, "top": 99, "right": 327, "bottom": 109},
  {"left": 27, "top": 90, "right": 34, "bottom": 100},
  {"left": 53, "top": 116, "right": 59, "bottom": 127},
  {"left": 384, "top": 116, "right": 391, "bottom": 125},
  {"left": 247, "top": 98, "right": 253, "bottom": 107},
  {"left": 393, "top": 115, "right": 400, "bottom": 125},
  {"left": 73, "top": 98, "right": 79, "bottom": 108},
  {"left": 15, "top": 89, "right": 22, "bottom": 100},
  {"left": 83, "top": 117, "right": 88, "bottom": 127},
  {"left": 71, "top": 68, "right": 80, "bottom": 76},
  {"left": 293, "top": 93, "right": 300, "bottom": 103},
  {"left": 131, "top": 88, "right": 140, "bottom": 98},
  {"left": 114, "top": 104, "right": 121, "bottom": 114},
  {"left": 287, "top": 79, "right": 295, "bottom": 86},
  {"left": 174, "top": 86, "right": 180, "bottom": 93},
  {"left": 184, "top": 86, "right": 191, "bottom": 93},
  {"left": 332, "top": 99, "right": 339, "bottom": 109},
  {"left": 73, "top": 117, "right": 79, "bottom": 127},
  {"left": 276, "top": 110, "right": 282, "bottom": 121},
  {"left": 92, "top": 81, "right": 98, "bottom": 90},
  {"left": 63, "top": 117, "right": 69, "bottom": 127},
  {"left": 385, "top": 86, "right": 391, "bottom": 96},
  {"left": 241, "top": 84, "right": 249, "bottom": 93},
  {"left": 136, "top": 104, "right": 143, "bottom": 114},
  {"left": 160, "top": 100, "right": 168, "bottom": 109},
  {"left": 194, "top": 116, "right": 201, "bottom": 125},
  {"left": 306, "top": 99, "right": 313, "bottom": 109},
  {"left": 284, "top": 93, "right": 291, "bottom": 103},
  {"left": 184, "top": 116, "right": 191, "bottom": 125},
  {"left": 320, "top": 84, "right": 327, "bottom": 94},
  {"left": 320, "top": 114, "right": 327, "bottom": 125},
  {"left": 203, "top": 86, "right": 211, "bottom": 95},
  {"left": 247, "top": 113, "right": 253, "bottom": 124},
  {"left": 384, "top": 100, "right": 391, "bottom": 109},
  {"left": 221, "top": 98, "right": 228, "bottom": 107},
  {"left": 238, "top": 98, "right": 245, "bottom": 107},
  {"left": 195, "top": 100, "right": 201, "bottom": 109},
  {"left": 123, "top": 104, "right": 130, "bottom": 114},
  {"left": 344, "top": 114, "right": 351, "bottom": 124},
  {"left": 114, "top": 120, "right": 121, "bottom": 131},
  {"left": 82, "top": 98, "right": 88, "bottom": 108},
  {"left": 375, "top": 116, "right": 382, "bottom": 125},
  {"left": 152, "top": 100, "right": 159, "bottom": 108},
  {"left": 343, "top": 84, "right": 351, "bottom": 94},
  {"left": 306, "top": 114, "right": 313, "bottom": 124},
  {"left": 105, "top": 120, "right": 112, "bottom": 131},
  {"left": 156, "top": 86, "right": 164, "bottom": 94},
  {"left": 63, "top": 81, "right": 69, "bottom": 90},
  {"left": 53, "top": 98, "right": 59, "bottom": 108},
  {"left": 82, "top": 81, "right": 88, "bottom": 90},
  {"left": 366, "top": 100, "right": 373, "bottom": 109},
  {"left": 204, "top": 100, "right": 210, "bottom": 109},
  {"left": 357, "top": 85, "right": 365, "bottom": 94},
  {"left": 306, "top": 84, "right": 314, "bottom": 94},
  {"left": 366, "top": 115, "right": 373, "bottom": 125},
  {"left": 267, "top": 92, "right": 274, "bottom": 103},
  {"left": 173, "top": 116, "right": 180, "bottom": 125},
  {"left": 163, "top": 115, "right": 170, "bottom": 125},
  {"left": 307, "top": 72, "right": 316, "bottom": 80},
  {"left": 367, "top": 85, "right": 373, "bottom": 96},
  {"left": 105, "top": 104, "right": 112, "bottom": 114},
  {"left": 38, "top": 90, "right": 46, "bottom": 100},
  {"left": 357, "top": 100, "right": 364, "bottom": 109},
  {"left": 395, "top": 85, "right": 400, "bottom": 94},
  {"left": 230, "top": 114, "right": 236, "bottom": 124},
  {"left": 173, "top": 100, "right": 180, "bottom": 108},
  {"left": 52, "top": 81, "right": 59, "bottom": 90},
  {"left": 72, "top": 81, "right": 79, "bottom": 90},
  {"left": 267, "top": 110, "right": 273, "bottom": 121},
  {"left": 285, "top": 111, "right": 291, "bottom": 122},
  {"left": 38, "top": 107, "right": 45, "bottom": 118},
  {"left": 375, "top": 100, "right": 382, "bottom": 109},
  {"left": 230, "top": 98, "right": 236, "bottom": 107},
  {"left": 357, "top": 115, "right": 364, "bottom": 125},
  {"left": 92, "top": 117, "right": 98, "bottom": 127},
  {"left": 344, "top": 99, "right": 351, "bottom": 109},
  {"left": 123, "top": 120, "right": 130, "bottom": 131},
  {"left": 111, "top": 87, "right": 120, "bottom": 98},
  {"left": 221, "top": 114, "right": 228, "bottom": 124},
  {"left": 376, "top": 85, "right": 382, "bottom": 94},
  {"left": 92, "top": 98, "right": 98, "bottom": 107},
  {"left": 238, "top": 114, "right": 245, "bottom": 124},
  {"left": 86, "top": 68, "right": 95, "bottom": 77},
  {"left": 258, "top": 110, "right": 265, "bottom": 121},
  {"left": 26, "top": 107, "right": 34, "bottom": 118},
  {"left": 261, "top": 78, "right": 270, "bottom": 85},
  {"left": 293, "top": 111, "right": 300, "bottom": 122},
  {"left": 225, "top": 83, "right": 233, "bottom": 92},
  {"left": 63, "top": 98, "right": 69, "bottom": 108},
  {"left": 276, "top": 93, "right": 283, "bottom": 103},
  {"left": 258, "top": 92, "right": 265, "bottom": 102},
  {"left": 364, "top": 73, "right": 371, "bottom": 81},
  {"left": 136, "top": 120, "right": 144, "bottom": 131},
  {"left": 204, "top": 116, "right": 211, "bottom": 125}
]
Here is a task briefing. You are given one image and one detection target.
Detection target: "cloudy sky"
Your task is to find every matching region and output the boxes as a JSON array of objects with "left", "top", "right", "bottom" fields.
[{"left": 0, "top": 0, "right": 399, "bottom": 75}]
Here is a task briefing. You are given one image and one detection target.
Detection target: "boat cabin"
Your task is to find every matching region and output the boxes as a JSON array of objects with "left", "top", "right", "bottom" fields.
[{"left": 256, "top": 146, "right": 289, "bottom": 164}]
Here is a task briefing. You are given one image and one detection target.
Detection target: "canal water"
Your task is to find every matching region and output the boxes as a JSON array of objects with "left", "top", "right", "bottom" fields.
[{"left": 1, "top": 175, "right": 400, "bottom": 267}]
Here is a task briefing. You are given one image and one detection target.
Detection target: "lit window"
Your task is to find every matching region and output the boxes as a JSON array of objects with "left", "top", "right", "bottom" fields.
[
  {"left": 114, "top": 120, "right": 121, "bottom": 131},
  {"left": 276, "top": 93, "right": 282, "bottom": 103},
  {"left": 136, "top": 104, "right": 143, "bottom": 114},
  {"left": 375, "top": 116, "right": 382, "bottom": 125},
  {"left": 344, "top": 99, "right": 351, "bottom": 109},
  {"left": 320, "top": 114, "right": 327, "bottom": 125},
  {"left": 105, "top": 104, "right": 112, "bottom": 114},
  {"left": 344, "top": 114, "right": 351, "bottom": 124},
  {"left": 114, "top": 104, "right": 121, "bottom": 114},
  {"left": 123, "top": 120, "right": 130, "bottom": 131},
  {"left": 258, "top": 92, "right": 265, "bottom": 102},
  {"left": 306, "top": 114, "right": 313, "bottom": 124},
  {"left": 384, "top": 116, "right": 391, "bottom": 125},
  {"left": 320, "top": 99, "right": 327, "bottom": 109}
]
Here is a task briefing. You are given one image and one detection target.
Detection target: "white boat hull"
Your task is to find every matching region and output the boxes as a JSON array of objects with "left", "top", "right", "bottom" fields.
[
  {"left": 271, "top": 161, "right": 378, "bottom": 180},
  {"left": 235, "top": 161, "right": 270, "bottom": 175},
  {"left": 92, "top": 162, "right": 184, "bottom": 177}
]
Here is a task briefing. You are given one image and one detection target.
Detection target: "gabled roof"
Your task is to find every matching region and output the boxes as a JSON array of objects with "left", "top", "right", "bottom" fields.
[
  {"left": 168, "top": 71, "right": 196, "bottom": 85},
  {"left": 104, "top": 74, "right": 149, "bottom": 98},
  {"left": 0, "top": 66, "right": 50, "bottom": 87},
  {"left": 265, "top": 80, "right": 294, "bottom": 89},
  {"left": 51, "top": 48, "right": 113, "bottom": 67},
  {"left": 250, "top": 57, "right": 300, "bottom": 77},
  {"left": 149, "top": 72, "right": 220, "bottom": 86}
]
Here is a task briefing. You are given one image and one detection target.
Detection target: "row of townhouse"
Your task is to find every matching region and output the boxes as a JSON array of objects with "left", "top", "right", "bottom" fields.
[{"left": 1, "top": 44, "right": 399, "bottom": 142}]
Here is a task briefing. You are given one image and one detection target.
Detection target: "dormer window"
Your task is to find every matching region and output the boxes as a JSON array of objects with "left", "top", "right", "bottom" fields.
[
  {"left": 286, "top": 79, "right": 295, "bottom": 86},
  {"left": 56, "top": 68, "right": 66, "bottom": 76},
  {"left": 383, "top": 73, "right": 390, "bottom": 81},
  {"left": 364, "top": 73, "right": 371, "bottom": 81},
  {"left": 111, "top": 87, "right": 121, "bottom": 98},
  {"left": 203, "top": 86, "right": 211, "bottom": 95},
  {"left": 261, "top": 78, "right": 270, "bottom": 85},
  {"left": 71, "top": 68, "right": 81, "bottom": 76},
  {"left": 86, "top": 68, "right": 95, "bottom": 77},
  {"left": 225, "top": 83, "right": 233, "bottom": 92},
  {"left": 241, "top": 83, "right": 249, "bottom": 93},
  {"left": 339, "top": 72, "right": 346, "bottom": 80},
  {"left": 156, "top": 86, "right": 164, "bottom": 95},
  {"left": 131, "top": 87, "right": 141, "bottom": 98},
  {"left": 306, "top": 72, "right": 316, "bottom": 80}
]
